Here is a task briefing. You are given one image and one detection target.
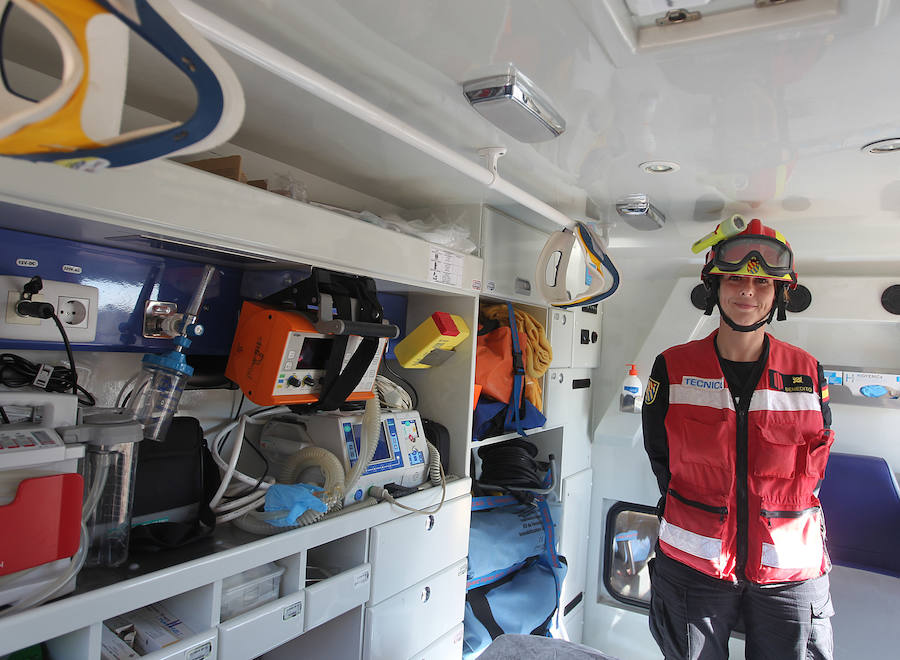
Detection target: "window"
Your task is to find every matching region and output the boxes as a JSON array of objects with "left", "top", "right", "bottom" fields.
[{"left": 603, "top": 501, "right": 659, "bottom": 608}]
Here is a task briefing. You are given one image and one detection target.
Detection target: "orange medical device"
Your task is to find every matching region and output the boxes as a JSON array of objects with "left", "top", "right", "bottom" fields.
[{"left": 225, "top": 300, "right": 388, "bottom": 406}]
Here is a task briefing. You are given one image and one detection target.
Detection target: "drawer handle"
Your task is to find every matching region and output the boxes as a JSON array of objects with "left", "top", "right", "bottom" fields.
[
  {"left": 420, "top": 586, "right": 431, "bottom": 603},
  {"left": 425, "top": 514, "right": 435, "bottom": 531}
]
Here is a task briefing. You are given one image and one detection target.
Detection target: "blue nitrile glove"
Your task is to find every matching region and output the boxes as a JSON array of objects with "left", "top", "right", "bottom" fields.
[{"left": 264, "top": 483, "right": 328, "bottom": 527}]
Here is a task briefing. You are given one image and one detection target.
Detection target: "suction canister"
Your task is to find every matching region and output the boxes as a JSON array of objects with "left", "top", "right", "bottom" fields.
[{"left": 62, "top": 409, "right": 143, "bottom": 568}]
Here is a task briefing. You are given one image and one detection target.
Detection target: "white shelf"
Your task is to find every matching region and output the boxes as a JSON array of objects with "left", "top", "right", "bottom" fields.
[{"left": 0, "top": 158, "right": 483, "bottom": 299}]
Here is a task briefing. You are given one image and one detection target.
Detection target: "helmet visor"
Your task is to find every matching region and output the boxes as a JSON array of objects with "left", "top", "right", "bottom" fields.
[{"left": 713, "top": 235, "right": 793, "bottom": 276}]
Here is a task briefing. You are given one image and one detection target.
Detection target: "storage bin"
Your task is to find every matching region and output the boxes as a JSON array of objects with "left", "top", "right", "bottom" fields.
[{"left": 221, "top": 562, "right": 286, "bottom": 621}]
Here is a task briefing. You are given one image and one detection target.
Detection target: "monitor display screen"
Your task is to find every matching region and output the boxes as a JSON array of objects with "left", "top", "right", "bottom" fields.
[{"left": 296, "top": 336, "right": 331, "bottom": 369}]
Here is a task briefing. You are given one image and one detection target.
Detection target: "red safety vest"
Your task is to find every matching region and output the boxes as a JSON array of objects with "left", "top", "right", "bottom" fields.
[{"left": 659, "top": 331, "right": 834, "bottom": 584}]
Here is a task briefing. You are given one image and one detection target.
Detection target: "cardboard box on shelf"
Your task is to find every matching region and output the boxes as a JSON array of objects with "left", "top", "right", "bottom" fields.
[{"left": 185, "top": 155, "right": 247, "bottom": 183}]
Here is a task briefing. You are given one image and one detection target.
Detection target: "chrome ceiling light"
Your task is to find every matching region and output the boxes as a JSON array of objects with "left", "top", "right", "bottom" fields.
[
  {"left": 463, "top": 66, "right": 566, "bottom": 143},
  {"left": 861, "top": 138, "right": 900, "bottom": 154},
  {"left": 615, "top": 193, "right": 666, "bottom": 230}
]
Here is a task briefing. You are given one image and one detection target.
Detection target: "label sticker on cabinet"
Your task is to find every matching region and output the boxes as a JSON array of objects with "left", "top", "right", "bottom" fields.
[
  {"left": 283, "top": 601, "right": 302, "bottom": 620},
  {"left": 187, "top": 642, "right": 212, "bottom": 660},
  {"left": 15, "top": 258, "right": 37, "bottom": 268},
  {"left": 354, "top": 569, "right": 370, "bottom": 587},
  {"left": 428, "top": 248, "right": 462, "bottom": 288},
  {"left": 62, "top": 265, "right": 82, "bottom": 274}
]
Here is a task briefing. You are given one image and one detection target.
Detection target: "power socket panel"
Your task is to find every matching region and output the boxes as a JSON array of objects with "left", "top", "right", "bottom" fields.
[{"left": 0, "top": 276, "right": 99, "bottom": 342}]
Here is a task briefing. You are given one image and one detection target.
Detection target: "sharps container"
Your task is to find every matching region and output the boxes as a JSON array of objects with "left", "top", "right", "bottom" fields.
[
  {"left": 128, "top": 348, "right": 193, "bottom": 442},
  {"left": 62, "top": 409, "right": 143, "bottom": 567}
]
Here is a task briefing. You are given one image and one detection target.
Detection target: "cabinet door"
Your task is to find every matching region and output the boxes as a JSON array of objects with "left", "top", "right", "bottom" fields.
[
  {"left": 368, "top": 494, "right": 470, "bottom": 605},
  {"left": 555, "top": 468, "right": 593, "bottom": 614},
  {"left": 364, "top": 559, "right": 467, "bottom": 660},
  {"left": 218, "top": 592, "right": 306, "bottom": 660},
  {"left": 481, "top": 207, "right": 549, "bottom": 302},
  {"left": 543, "top": 368, "right": 593, "bottom": 479}
]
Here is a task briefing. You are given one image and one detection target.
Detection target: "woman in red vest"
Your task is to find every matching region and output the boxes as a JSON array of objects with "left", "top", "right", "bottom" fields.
[{"left": 642, "top": 218, "right": 834, "bottom": 659}]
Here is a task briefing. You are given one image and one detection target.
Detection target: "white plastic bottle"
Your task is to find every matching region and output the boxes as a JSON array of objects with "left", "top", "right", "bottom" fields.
[{"left": 621, "top": 364, "right": 643, "bottom": 413}]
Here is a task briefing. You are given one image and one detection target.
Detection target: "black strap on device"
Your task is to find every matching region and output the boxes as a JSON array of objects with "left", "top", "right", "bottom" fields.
[{"left": 262, "top": 268, "right": 399, "bottom": 411}]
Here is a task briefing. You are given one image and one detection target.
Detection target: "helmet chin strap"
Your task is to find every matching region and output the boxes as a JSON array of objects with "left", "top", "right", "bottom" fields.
[{"left": 716, "top": 301, "right": 775, "bottom": 333}]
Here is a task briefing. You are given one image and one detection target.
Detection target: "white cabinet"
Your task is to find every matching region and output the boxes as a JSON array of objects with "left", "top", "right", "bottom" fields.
[
  {"left": 553, "top": 469, "right": 593, "bottom": 616},
  {"left": 481, "top": 207, "right": 550, "bottom": 303},
  {"left": 543, "top": 368, "right": 594, "bottom": 479},
  {"left": 363, "top": 558, "right": 468, "bottom": 660},
  {"left": 368, "top": 494, "right": 471, "bottom": 605}
]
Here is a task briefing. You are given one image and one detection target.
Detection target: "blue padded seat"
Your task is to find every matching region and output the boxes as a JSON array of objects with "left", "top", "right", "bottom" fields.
[{"left": 818, "top": 452, "right": 900, "bottom": 578}]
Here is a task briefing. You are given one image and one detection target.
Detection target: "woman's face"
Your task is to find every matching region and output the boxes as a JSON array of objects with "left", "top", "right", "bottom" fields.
[{"left": 718, "top": 274, "right": 776, "bottom": 326}]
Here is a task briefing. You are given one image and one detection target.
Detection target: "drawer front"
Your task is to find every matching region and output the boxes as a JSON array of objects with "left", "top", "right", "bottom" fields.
[
  {"left": 408, "top": 622, "right": 464, "bottom": 660},
  {"left": 304, "top": 563, "right": 371, "bottom": 630},
  {"left": 217, "top": 592, "right": 305, "bottom": 660},
  {"left": 140, "top": 631, "right": 217, "bottom": 660},
  {"left": 364, "top": 559, "right": 467, "bottom": 660},
  {"left": 369, "top": 494, "right": 470, "bottom": 604}
]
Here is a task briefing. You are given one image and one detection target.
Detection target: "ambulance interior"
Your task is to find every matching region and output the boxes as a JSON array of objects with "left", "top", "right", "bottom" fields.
[{"left": 0, "top": 1, "right": 899, "bottom": 659}]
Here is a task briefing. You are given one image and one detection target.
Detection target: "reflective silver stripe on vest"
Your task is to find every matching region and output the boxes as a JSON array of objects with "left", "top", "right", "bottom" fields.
[
  {"left": 761, "top": 537, "right": 824, "bottom": 569},
  {"left": 749, "top": 389, "right": 821, "bottom": 413},
  {"left": 659, "top": 518, "right": 723, "bottom": 561},
  {"left": 670, "top": 384, "right": 734, "bottom": 411}
]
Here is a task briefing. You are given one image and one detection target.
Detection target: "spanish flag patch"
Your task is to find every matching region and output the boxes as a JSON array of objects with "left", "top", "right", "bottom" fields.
[{"left": 645, "top": 378, "right": 660, "bottom": 405}]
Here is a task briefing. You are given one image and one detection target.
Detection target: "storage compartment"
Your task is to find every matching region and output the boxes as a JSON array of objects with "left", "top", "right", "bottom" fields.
[
  {"left": 260, "top": 607, "right": 363, "bottom": 659},
  {"left": 304, "top": 562, "right": 371, "bottom": 631},
  {"left": 217, "top": 591, "right": 306, "bottom": 660},
  {"left": 221, "top": 562, "right": 286, "bottom": 621},
  {"left": 368, "top": 495, "right": 471, "bottom": 605},
  {"left": 105, "top": 586, "right": 218, "bottom": 660},
  {"left": 543, "top": 367, "right": 593, "bottom": 478},
  {"left": 550, "top": 468, "right": 593, "bottom": 616},
  {"left": 481, "top": 207, "right": 550, "bottom": 302},
  {"left": 302, "top": 531, "right": 370, "bottom": 629},
  {"left": 363, "top": 558, "right": 468, "bottom": 660}
]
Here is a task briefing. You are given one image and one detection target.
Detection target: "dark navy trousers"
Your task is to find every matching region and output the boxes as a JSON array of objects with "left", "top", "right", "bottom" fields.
[{"left": 648, "top": 550, "right": 834, "bottom": 660}]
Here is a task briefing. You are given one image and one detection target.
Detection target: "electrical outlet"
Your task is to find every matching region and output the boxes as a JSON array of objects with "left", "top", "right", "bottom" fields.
[
  {"left": 0, "top": 276, "right": 99, "bottom": 342},
  {"left": 6, "top": 291, "right": 42, "bottom": 326},
  {"left": 57, "top": 296, "right": 90, "bottom": 329}
]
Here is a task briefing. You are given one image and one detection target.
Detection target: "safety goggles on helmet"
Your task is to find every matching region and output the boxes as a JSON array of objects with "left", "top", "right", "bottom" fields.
[{"left": 711, "top": 234, "right": 793, "bottom": 278}]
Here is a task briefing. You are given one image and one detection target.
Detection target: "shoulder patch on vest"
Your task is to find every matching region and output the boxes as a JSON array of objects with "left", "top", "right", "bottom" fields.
[
  {"left": 769, "top": 369, "right": 814, "bottom": 394},
  {"left": 645, "top": 378, "right": 659, "bottom": 405}
]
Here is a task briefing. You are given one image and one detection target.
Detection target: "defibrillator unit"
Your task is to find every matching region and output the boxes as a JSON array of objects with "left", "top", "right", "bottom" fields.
[{"left": 225, "top": 269, "right": 399, "bottom": 407}]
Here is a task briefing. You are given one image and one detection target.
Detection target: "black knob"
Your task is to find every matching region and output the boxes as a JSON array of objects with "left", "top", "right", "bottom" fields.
[{"left": 287, "top": 376, "right": 302, "bottom": 387}]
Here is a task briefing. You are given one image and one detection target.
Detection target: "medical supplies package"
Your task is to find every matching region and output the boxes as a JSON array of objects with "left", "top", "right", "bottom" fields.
[
  {"left": 463, "top": 495, "right": 567, "bottom": 659},
  {"left": 468, "top": 503, "right": 547, "bottom": 581}
]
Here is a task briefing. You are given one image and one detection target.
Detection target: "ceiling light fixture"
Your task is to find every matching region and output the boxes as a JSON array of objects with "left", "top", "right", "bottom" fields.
[
  {"left": 861, "top": 138, "right": 900, "bottom": 154},
  {"left": 639, "top": 160, "right": 680, "bottom": 173},
  {"left": 463, "top": 65, "right": 566, "bottom": 143}
]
